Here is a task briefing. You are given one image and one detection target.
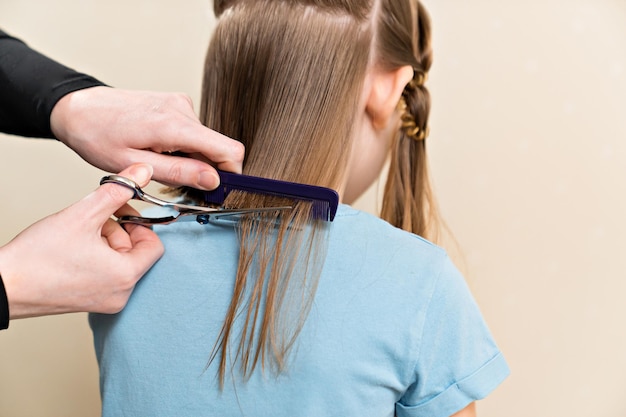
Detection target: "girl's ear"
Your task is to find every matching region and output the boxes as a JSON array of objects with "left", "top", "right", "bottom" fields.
[{"left": 365, "top": 65, "right": 414, "bottom": 130}]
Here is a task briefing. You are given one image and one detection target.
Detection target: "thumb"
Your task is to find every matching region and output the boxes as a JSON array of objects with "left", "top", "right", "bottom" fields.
[
  {"left": 121, "top": 163, "right": 154, "bottom": 189},
  {"left": 82, "top": 163, "right": 154, "bottom": 221}
]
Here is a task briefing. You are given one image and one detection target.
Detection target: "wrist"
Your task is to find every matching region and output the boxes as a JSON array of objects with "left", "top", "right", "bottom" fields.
[
  {"left": 49, "top": 85, "right": 110, "bottom": 145},
  {"left": 0, "top": 245, "right": 41, "bottom": 321}
]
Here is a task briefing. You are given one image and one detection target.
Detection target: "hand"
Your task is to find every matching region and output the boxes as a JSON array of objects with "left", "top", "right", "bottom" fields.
[
  {"left": 50, "top": 86, "right": 244, "bottom": 190},
  {"left": 0, "top": 164, "right": 164, "bottom": 319}
]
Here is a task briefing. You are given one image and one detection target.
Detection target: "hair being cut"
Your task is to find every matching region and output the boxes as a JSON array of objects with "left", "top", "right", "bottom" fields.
[{"left": 174, "top": 0, "right": 437, "bottom": 387}]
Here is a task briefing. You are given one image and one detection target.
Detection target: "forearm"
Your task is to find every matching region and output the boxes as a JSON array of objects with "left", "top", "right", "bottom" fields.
[{"left": 0, "top": 29, "right": 105, "bottom": 138}]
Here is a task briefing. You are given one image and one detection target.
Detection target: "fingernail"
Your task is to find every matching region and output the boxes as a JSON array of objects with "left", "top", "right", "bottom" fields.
[
  {"left": 129, "top": 164, "right": 153, "bottom": 185},
  {"left": 198, "top": 170, "right": 219, "bottom": 190}
]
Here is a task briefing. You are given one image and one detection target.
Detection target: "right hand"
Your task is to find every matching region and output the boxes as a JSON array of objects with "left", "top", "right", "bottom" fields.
[
  {"left": 0, "top": 163, "right": 164, "bottom": 319},
  {"left": 51, "top": 87, "right": 245, "bottom": 190}
]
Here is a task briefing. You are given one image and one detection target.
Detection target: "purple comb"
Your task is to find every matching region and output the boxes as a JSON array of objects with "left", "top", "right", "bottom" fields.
[{"left": 203, "top": 170, "right": 339, "bottom": 221}]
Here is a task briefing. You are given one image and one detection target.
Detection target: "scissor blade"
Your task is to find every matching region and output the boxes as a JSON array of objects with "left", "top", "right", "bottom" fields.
[{"left": 210, "top": 206, "right": 293, "bottom": 217}]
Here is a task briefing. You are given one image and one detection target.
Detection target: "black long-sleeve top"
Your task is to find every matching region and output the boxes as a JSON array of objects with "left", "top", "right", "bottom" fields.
[{"left": 0, "top": 29, "right": 105, "bottom": 138}]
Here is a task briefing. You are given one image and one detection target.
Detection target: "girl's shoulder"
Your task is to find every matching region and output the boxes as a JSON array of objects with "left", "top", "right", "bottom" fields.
[{"left": 332, "top": 204, "right": 447, "bottom": 266}]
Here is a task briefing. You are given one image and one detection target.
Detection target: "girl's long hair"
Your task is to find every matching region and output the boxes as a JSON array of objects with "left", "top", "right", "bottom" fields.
[
  {"left": 175, "top": 0, "right": 436, "bottom": 387},
  {"left": 377, "top": 0, "right": 438, "bottom": 239}
]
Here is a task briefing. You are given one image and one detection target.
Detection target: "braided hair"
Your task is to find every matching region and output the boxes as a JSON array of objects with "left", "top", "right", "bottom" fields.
[{"left": 377, "top": 0, "right": 439, "bottom": 240}]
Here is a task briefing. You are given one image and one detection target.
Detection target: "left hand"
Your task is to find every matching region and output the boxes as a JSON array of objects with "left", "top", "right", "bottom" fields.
[
  {"left": 50, "top": 86, "right": 245, "bottom": 190},
  {"left": 0, "top": 163, "right": 164, "bottom": 318}
]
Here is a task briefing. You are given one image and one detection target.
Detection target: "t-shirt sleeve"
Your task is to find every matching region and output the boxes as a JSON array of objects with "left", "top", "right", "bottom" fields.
[
  {"left": 0, "top": 29, "right": 106, "bottom": 138},
  {"left": 396, "top": 255, "right": 510, "bottom": 417}
]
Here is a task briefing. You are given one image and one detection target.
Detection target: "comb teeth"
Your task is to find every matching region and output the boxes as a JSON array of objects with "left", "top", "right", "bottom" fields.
[
  {"left": 311, "top": 199, "right": 332, "bottom": 222},
  {"left": 203, "top": 171, "right": 338, "bottom": 221}
]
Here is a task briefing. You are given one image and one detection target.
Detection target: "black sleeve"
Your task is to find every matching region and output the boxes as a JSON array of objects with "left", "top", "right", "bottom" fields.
[
  {"left": 0, "top": 29, "right": 107, "bottom": 138},
  {"left": 0, "top": 274, "right": 9, "bottom": 330}
]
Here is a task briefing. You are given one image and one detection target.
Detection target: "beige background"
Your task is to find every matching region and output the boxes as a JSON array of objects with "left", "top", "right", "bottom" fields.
[{"left": 1, "top": 1, "right": 625, "bottom": 416}]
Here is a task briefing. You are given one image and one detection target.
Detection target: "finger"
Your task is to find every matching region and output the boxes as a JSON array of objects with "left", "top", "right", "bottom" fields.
[
  {"left": 185, "top": 151, "right": 243, "bottom": 175},
  {"left": 114, "top": 202, "right": 141, "bottom": 218},
  {"left": 108, "top": 202, "right": 143, "bottom": 252},
  {"left": 121, "top": 224, "right": 165, "bottom": 276},
  {"left": 213, "top": 157, "right": 244, "bottom": 176},
  {"left": 101, "top": 218, "right": 133, "bottom": 252},
  {"left": 81, "top": 163, "right": 154, "bottom": 222},
  {"left": 161, "top": 123, "right": 245, "bottom": 174},
  {"left": 131, "top": 150, "right": 222, "bottom": 190},
  {"left": 114, "top": 203, "right": 152, "bottom": 236}
]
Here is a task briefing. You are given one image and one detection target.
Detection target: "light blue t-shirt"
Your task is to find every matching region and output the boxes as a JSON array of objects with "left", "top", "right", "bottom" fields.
[{"left": 90, "top": 205, "right": 508, "bottom": 417}]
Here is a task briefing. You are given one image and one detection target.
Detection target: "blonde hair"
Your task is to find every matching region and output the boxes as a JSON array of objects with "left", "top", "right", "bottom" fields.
[
  {"left": 176, "top": 0, "right": 437, "bottom": 387},
  {"left": 377, "top": 0, "right": 438, "bottom": 239}
]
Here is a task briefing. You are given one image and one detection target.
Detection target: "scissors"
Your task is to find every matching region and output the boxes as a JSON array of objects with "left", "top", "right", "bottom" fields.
[{"left": 100, "top": 175, "right": 292, "bottom": 226}]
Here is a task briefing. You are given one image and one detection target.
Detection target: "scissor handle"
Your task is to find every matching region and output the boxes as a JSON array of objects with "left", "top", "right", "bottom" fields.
[
  {"left": 100, "top": 175, "right": 141, "bottom": 196},
  {"left": 100, "top": 175, "right": 217, "bottom": 212}
]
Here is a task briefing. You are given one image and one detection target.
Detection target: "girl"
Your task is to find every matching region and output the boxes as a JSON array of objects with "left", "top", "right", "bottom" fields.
[{"left": 91, "top": 1, "right": 509, "bottom": 416}]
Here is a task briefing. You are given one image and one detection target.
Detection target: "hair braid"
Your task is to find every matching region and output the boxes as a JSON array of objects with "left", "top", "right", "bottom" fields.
[{"left": 379, "top": 0, "right": 439, "bottom": 241}]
